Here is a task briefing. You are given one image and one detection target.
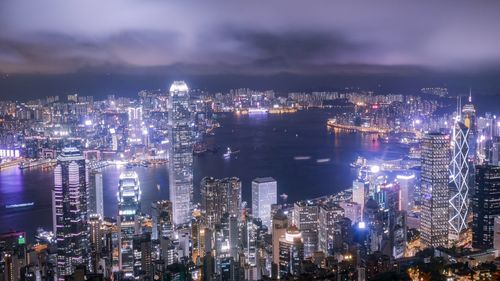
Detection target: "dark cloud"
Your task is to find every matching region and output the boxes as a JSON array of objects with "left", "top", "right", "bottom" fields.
[{"left": 2, "top": 0, "right": 500, "bottom": 97}]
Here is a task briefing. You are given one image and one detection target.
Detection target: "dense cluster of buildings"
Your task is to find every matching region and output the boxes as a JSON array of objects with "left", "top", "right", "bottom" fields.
[{"left": 3, "top": 84, "right": 500, "bottom": 280}]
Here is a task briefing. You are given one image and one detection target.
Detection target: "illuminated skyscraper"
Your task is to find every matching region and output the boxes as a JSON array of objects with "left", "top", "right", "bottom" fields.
[
  {"left": 168, "top": 81, "right": 194, "bottom": 225},
  {"left": 88, "top": 170, "right": 104, "bottom": 218},
  {"left": 462, "top": 92, "right": 477, "bottom": 163},
  {"left": 201, "top": 177, "right": 242, "bottom": 228},
  {"left": 117, "top": 171, "right": 141, "bottom": 278},
  {"left": 252, "top": 177, "right": 277, "bottom": 230},
  {"left": 472, "top": 165, "right": 500, "bottom": 249},
  {"left": 52, "top": 147, "right": 89, "bottom": 279},
  {"left": 278, "top": 226, "right": 304, "bottom": 278},
  {"left": 420, "top": 133, "right": 450, "bottom": 248},
  {"left": 449, "top": 121, "right": 470, "bottom": 242},
  {"left": 151, "top": 200, "right": 173, "bottom": 240}
]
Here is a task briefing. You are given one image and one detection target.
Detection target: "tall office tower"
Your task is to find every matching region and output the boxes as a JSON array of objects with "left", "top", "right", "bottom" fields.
[
  {"left": 252, "top": 177, "right": 277, "bottom": 230},
  {"left": 278, "top": 226, "right": 304, "bottom": 278},
  {"left": 472, "top": 165, "right": 500, "bottom": 249},
  {"left": 318, "top": 204, "right": 345, "bottom": 255},
  {"left": 89, "top": 214, "right": 102, "bottom": 273},
  {"left": 293, "top": 201, "right": 319, "bottom": 258},
  {"left": 352, "top": 179, "right": 369, "bottom": 216},
  {"left": 168, "top": 81, "right": 194, "bottom": 225},
  {"left": 396, "top": 174, "right": 415, "bottom": 212},
  {"left": 420, "top": 133, "right": 450, "bottom": 248},
  {"left": 52, "top": 147, "right": 89, "bottom": 279},
  {"left": 293, "top": 201, "right": 319, "bottom": 231},
  {"left": 449, "top": 121, "right": 470, "bottom": 242},
  {"left": 151, "top": 200, "right": 173, "bottom": 240},
  {"left": 133, "top": 233, "right": 152, "bottom": 279},
  {"left": 88, "top": 170, "right": 104, "bottom": 218},
  {"left": 127, "top": 105, "right": 144, "bottom": 145},
  {"left": 271, "top": 210, "right": 288, "bottom": 278},
  {"left": 117, "top": 171, "right": 141, "bottom": 278},
  {"left": 339, "top": 201, "right": 361, "bottom": 225},
  {"left": 462, "top": 92, "right": 477, "bottom": 163}
]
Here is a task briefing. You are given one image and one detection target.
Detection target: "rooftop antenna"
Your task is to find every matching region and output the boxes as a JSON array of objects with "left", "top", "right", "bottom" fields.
[{"left": 468, "top": 88, "right": 472, "bottom": 103}]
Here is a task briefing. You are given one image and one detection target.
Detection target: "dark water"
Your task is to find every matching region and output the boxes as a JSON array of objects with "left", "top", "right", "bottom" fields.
[{"left": 0, "top": 109, "right": 407, "bottom": 239}]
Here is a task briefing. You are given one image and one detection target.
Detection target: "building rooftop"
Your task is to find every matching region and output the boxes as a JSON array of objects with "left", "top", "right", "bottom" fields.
[{"left": 252, "top": 177, "right": 276, "bottom": 184}]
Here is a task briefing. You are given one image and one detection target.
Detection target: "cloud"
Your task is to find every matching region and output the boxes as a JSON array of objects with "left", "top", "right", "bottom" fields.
[{"left": 1, "top": 0, "right": 500, "bottom": 75}]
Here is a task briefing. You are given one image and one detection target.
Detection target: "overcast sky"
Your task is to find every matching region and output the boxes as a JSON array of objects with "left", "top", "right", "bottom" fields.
[{"left": 1, "top": 1, "right": 500, "bottom": 99}]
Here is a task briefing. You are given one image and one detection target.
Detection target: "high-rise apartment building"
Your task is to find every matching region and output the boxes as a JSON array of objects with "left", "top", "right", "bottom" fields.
[
  {"left": 52, "top": 147, "right": 89, "bottom": 279},
  {"left": 420, "top": 133, "right": 450, "bottom": 248},
  {"left": 201, "top": 177, "right": 242, "bottom": 228},
  {"left": 168, "top": 81, "right": 194, "bottom": 225},
  {"left": 252, "top": 177, "right": 277, "bottom": 230}
]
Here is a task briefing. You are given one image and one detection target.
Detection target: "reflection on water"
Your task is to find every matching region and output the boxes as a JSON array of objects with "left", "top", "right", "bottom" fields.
[{"left": 0, "top": 109, "right": 407, "bottom": 238}]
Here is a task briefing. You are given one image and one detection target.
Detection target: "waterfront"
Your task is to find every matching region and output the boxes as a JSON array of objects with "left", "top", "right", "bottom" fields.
[{"left": 0, "top": 109, "right": 407, "bottom": 238}]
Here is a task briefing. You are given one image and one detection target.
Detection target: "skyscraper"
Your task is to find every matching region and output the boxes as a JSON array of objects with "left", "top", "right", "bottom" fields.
[
  {"left": 278, "top": 226, "right": 304, "bottom": 278},
  {"left": 117, "top": 171, "right": 141, "bottom": 278},
  {"left": 420, "top": 133, "right": 450, "bottom": 248},
  {"left": 168, "top": 81, "right": 194, "bottom": 225},
  {"left": 318, "top": 204, "right": 345, "bottom": 255},
  {"left": 88, "top": 170, "right": 104, "bottom": 218},
  {"left": 151, "top": 200, "right": 173, "bottom": 240},
  {"left": 252, "top": 177, "right": 277, "bottom": 230},
  {"left": 449, "top": 121, "right": 470, "bottom": 242},
  {"left": 462, "top": 92, "right": 477, "bottom": 163},
  {"left": 472, "top": 165, "right": 500, "bottom": 249},
  {"left": 52, "top": 147, "right": 88, "bottom": 279},
  {"left": 201, "top": 177, "right": 242, "bottom": 229},
  {"left": 271, "top": 210, "right": 288, "bottom": 278}
]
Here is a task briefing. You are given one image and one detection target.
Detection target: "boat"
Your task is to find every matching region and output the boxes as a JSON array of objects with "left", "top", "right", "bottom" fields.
[
  {"left": 5, "top": 202, "right": 34, "bottom": 209},
  {"left": 294, "top": 156, "right": 311, "bottom": 160},
  {"left": 223, "top": 147, "right": 232, "bottom": 159},
  {"left": 223, "top": 147, "right": 240, "bottom": 159},
  {"left": 316, "top": 158, "right": 330, "bottom": 163}
]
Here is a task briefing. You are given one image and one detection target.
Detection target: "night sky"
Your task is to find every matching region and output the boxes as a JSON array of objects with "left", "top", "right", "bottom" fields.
[{"left": 1, "top": 1, "right": 500, "bottom": 103}]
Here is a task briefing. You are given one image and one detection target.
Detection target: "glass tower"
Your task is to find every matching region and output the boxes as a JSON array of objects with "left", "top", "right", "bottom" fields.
[
  {"left": 168, "top": 81, "right": 194, "bottom": 225},
  {"left": 117, "top": 171, "right": 141, "bottom": 278},
  {"left": 251, "top": 177, "right": 277, "bottom": 230},
  {"left": 449, "top": 121, "right": 470, "bottom": 242},
  {"left": 52, "top": 147, "right": 88, "bottom": 280},
  {"left": 420, "top": 133, "right": 450, "bottom": 248}
]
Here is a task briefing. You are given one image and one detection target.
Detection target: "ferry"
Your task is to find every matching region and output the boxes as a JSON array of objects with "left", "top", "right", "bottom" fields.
[
  {"left": 316, "top": 158, "right": 330, "bottom": 163},
  {"left": 248, "top": 108, "right": 268, "bottom": 114},
  {"left": 294, "top": 156, "right": 311, "bottom": 160},
  {"left": 5, "top": 202, "right": 34, "bottom": 209},
  {"left": 223, "top": 147, "right": 240, "bottom": 159}
]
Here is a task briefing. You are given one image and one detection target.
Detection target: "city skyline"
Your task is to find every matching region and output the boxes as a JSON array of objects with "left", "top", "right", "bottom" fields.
[{"left": 3, "top": 2, "right": 500, "bottom": 281}]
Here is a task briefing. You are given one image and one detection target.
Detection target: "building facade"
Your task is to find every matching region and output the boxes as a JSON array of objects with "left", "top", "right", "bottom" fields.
[
  {"left": 168, "top": 81, "right": 194, "bottom": 225},
  {"left": 251, "top": 177, "right": 277, "bottom": 230},
  {"left": 117, "top": 171, "right": 141, "bottom": 278},
  {"left": 52, "top": 147, "right": 89, "bottom": 279},
  {"left": 420, "top": 133, "right": 450, "bottom": 248}
]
